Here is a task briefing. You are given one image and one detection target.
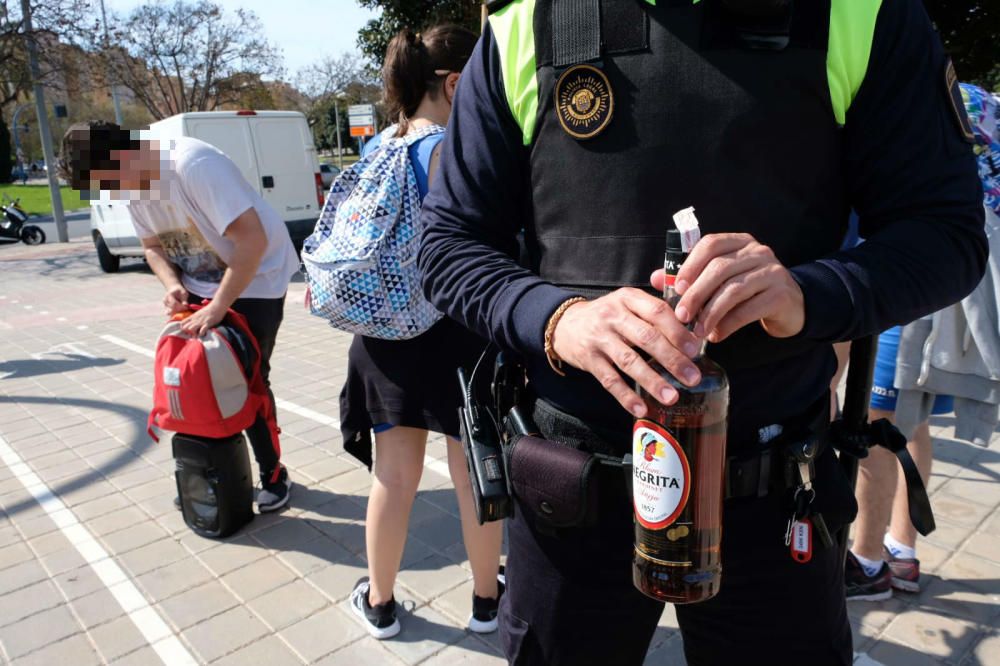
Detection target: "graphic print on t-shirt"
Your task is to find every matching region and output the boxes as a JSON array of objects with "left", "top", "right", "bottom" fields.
[{"left": 154, "top": 205, "right": 227, "bottom": 284}]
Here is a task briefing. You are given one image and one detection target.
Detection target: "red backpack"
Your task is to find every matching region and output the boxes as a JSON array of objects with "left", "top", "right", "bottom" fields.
[{"left": 148, "top": 305, "right": 279, "bottom": 450}]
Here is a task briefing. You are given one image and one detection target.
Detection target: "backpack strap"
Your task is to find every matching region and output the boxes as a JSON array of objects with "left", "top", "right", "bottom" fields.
[{"left": 385, "top": 124, "right": 445, "bottom": 149}]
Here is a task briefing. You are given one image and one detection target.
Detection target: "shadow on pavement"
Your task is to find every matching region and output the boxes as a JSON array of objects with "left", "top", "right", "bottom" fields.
[
  {"left": 0, "top": 354, "right": 124, "bottom": 380},
  {"left": 235, "top": 484, "right": 469, "bottom": 574},
  {"left": 852, "top": 574, "right": 1000, "bottom": 662},
  {"left": 27, "top": 251, "right": 151, "bottom": 277},
  {"left": 0, "top": 394, "right": 151, "bottom": 518}
]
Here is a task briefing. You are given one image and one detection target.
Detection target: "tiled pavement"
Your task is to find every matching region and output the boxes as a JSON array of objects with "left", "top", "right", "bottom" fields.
[{"left": 0, "top": 239, "right": 997, "bottom": 665}]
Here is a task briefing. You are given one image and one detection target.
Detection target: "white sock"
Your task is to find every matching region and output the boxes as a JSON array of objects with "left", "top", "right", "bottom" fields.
[
  {"left": 884, "top": 533, "right": 916, "bottom": 560},
  {"left": 851, "top": 551, "right": 884, "bottom": 578}
]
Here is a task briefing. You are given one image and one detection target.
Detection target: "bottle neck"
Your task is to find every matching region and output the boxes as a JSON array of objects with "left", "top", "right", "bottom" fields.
[{"left": 664, "top": 274, "right": 707, "bottom": 359}]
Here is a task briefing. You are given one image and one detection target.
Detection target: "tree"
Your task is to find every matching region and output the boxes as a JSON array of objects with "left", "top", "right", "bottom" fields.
[
  {"left": 356, "top": 0, "right": 481, "bottom": 69},
  {"left": 925, "top": 1, "right": 1000, "bottom": 90},
  {"left": 296, "top": 53, "right": 381, "bottom": 153},
  {"left": 99, "top": 1, "right": 284, "bottom": 120},
  {"left": 0, "top": 0, "right": 90, "bottom": 108}
]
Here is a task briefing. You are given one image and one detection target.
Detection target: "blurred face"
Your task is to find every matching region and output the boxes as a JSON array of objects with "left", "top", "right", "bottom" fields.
[{"left": 88, "top": 140, "right": 161, "bottom": 192}]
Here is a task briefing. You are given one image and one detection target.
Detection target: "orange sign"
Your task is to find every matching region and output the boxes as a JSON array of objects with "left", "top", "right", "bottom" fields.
[{"left": 350, "top": 125, "right": 374, "bottom": 137}]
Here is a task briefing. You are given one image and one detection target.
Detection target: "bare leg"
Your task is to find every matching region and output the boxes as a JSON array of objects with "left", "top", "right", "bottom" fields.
[
  {"left": 887, "top": 421, "right": 934, "bottom": 549},
  {"left": 366, "top": 426, "right": 428, "bottom": 606},
  {"left": 447, "top": 436, "right": 502, "bottom": 599},
  {"left": 830, "top": 342, "right": 852, "bottom": 420},
  {"left": 851, "top": 408, "right": 898, "bottom": 561}
]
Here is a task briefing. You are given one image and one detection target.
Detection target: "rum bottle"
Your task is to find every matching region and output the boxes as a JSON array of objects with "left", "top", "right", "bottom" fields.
[{"left": 632, "top": 228, "right": 729, "bottom": 604}]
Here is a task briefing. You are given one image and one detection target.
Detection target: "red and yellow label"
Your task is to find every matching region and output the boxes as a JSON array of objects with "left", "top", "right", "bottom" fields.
[{"left": 632, "top": 419, "right": 691, "bottom": 530}]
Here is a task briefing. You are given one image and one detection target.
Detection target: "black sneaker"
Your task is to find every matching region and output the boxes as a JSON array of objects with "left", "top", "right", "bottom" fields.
[
  {"left": 257, "top": 466, "right": 291, "bottom": 513},
  {"left": 845, "top": 551, "right": 892, "bottom": 602},
  {"left": 350, "top": 579, "right": 400, "bottom": 639},
  {"left": 469, "top": 566, "right": 506, "bottom": 634}
]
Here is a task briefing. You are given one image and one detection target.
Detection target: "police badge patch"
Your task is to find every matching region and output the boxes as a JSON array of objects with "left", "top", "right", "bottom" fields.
[
  {"left": 945, "top": 59, "right": 975, "bottom": 143},
  {"left": 555, "top": 64, "right": 614, "bottom": 140}
]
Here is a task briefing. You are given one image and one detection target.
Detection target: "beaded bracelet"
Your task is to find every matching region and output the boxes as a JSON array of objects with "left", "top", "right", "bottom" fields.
[{"left": 543, "top": 297, "right": 588, "bottom": 377}]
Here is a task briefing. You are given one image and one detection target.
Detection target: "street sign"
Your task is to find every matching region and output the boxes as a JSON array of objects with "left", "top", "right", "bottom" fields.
[
  {"left": 348, "top": 104, "right": 374, "bottom": 117},
  {"left": 348, "top": 103, "right": 376, "bottom": 138}
]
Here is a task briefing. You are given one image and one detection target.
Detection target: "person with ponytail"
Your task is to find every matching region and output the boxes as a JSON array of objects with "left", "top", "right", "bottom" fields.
[{"left": 341, "top": 25, "right": 505, "bottom": 640}]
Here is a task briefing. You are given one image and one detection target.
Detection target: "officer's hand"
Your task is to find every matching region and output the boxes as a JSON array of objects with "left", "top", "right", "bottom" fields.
[
  {"left": 551, "top": 290, "right": 703, "bottom": 418},
  {"left": 650, "top": 233, "right": 804, "bottom": 343}
]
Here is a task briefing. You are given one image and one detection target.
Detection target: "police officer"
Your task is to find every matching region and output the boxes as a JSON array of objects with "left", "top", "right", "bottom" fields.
[{"left": 418, "top": 0, "right": 987, "bottom": 664}]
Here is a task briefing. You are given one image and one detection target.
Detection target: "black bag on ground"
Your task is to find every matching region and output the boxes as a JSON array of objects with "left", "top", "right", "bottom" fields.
[{"left": 173, "top": 433, "right": 254, "bottom": 538}]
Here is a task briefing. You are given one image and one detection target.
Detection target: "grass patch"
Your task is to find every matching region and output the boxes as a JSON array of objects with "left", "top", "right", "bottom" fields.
[
  {"left": 0, "top": 184, "right": 86, "bottom": 216},
  {"left": 320, "top": 155, "right": 360, "bottom": 168}
]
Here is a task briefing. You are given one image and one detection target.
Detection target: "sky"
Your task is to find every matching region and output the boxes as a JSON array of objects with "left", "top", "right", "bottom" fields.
[{"left": 104, "top": 0, "right": 380, "bottom": 76}]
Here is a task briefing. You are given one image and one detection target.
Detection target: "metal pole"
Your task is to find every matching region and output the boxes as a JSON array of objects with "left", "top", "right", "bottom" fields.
[
  {"left": 99, "top": 0, "right": 124, "bottom": 125},
  {"left": 333, "top": 97, "right": 343, "bottom": 171},
  {"left": 21, "top": 0, "right": 67, "bottom": 242}
]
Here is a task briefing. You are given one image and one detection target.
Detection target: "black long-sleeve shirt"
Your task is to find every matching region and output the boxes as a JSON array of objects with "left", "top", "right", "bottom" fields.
[{"left": 419, "top": 0, "right": 986, "bottom": 434}]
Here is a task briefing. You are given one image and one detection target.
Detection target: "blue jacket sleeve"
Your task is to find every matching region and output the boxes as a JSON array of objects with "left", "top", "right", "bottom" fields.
[
  {"left": 791, "top": 0, "right": 987, "bottom": 342},
  {"left": 419, "top": 26, "right": 578, "bottom": 359}
]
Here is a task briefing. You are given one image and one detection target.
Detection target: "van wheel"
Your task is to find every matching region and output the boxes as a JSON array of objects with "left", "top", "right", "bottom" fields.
[{"left": 94, "top": 232, "right": 120, "bottom": 273}]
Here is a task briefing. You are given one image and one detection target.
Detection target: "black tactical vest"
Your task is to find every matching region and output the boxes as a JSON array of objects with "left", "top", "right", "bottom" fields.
[{"left": 524, "top": 0, "right": 847, "bottom": 371}]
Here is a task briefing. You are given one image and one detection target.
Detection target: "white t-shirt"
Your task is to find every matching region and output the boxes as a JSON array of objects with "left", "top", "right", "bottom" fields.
[{"left": 129, "top": 137, "right": 299, "bottom": 299}]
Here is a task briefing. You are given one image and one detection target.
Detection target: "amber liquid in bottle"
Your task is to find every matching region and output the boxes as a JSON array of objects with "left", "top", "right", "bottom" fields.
[{"left": 632, "top": 231, "right": 730, "bottom": 604}]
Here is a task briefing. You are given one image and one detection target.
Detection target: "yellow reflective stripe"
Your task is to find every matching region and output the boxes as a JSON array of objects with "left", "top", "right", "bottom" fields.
[
  {"left": 828, "top": 0, "right": 883, "bottom": 125},
  {"left": 489, "top": 0, "right": 539, "bottom": 146}
]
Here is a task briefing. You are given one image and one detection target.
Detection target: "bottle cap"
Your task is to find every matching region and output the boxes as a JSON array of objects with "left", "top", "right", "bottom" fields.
[
  {"left": 665, "top": 229, "right": 686, "bottom": 277},
  {"left": 666, "top": 229, "right": 683, "bottom": 253}
]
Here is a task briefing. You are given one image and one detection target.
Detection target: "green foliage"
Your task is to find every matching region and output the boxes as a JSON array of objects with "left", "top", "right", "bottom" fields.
[
  {"left": 356, "top": 0, "right": 482, "bottom": 70},
  {"left": 924, "top": 1, "right": 1000, "bottom": 91}
]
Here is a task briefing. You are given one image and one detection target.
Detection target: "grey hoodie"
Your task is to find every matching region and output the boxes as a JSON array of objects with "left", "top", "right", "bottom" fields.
[{"left": 894, "top": 205, "right": 1000, "bottom": 446}]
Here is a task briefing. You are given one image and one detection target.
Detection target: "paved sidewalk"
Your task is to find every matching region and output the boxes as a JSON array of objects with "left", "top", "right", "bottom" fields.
[{"left": 0, "top": 242, "right": 997, "bottom": 665}]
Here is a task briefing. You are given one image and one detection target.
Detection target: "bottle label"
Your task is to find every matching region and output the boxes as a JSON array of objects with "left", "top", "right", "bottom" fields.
[{"left": 632, "top": 419, "right": 691, "bottom": 530}]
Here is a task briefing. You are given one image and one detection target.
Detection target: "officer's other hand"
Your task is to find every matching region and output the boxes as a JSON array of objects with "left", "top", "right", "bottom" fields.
[
  {"left": 163, "top": 285, "right": 189, "bottom": 316},
  {"left": 551, "top": 290, "right": 703, "bottom": 418},
  {"left": 649, "top": 233, "right": 804, "bottom": 343}
]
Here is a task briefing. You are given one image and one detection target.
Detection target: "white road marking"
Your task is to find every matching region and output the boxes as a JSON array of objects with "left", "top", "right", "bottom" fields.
[
  {"left": 100, "top": 334, "right": 153, "bottom": 358},
  {"left": 76, "top": 325, "right": 88, "bottom": 330},
  {"left": 30, "top": 342, "right": 97, "bottom": 361},
  {"left": 0, "top": 433, "right": 197, "bottom": 666},
  {"left": 100, "top": 334, "right": 453, "bottom": 479}
]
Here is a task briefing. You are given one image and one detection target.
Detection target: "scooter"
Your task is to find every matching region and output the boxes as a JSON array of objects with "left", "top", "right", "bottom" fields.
[{"left": 0, "top": 195, "right": 45, "bottom": 245}]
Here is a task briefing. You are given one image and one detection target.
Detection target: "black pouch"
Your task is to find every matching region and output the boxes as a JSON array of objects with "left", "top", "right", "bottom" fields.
[{"left": 507, "top": 434, "right": 600, "bottom": 529}]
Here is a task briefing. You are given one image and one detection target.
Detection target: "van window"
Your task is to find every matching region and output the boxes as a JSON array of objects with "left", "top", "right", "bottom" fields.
[
  {"left": 185, "top": 119, "right": 260, "bottom": 190},
  {"left": 250, "top": 118, "right": 314, "bottom": 172}
]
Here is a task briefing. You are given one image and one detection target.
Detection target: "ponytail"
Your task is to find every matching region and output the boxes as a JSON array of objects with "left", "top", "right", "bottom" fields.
[{"left": 382, "top": 25, "right": 477, "bottom": 137}]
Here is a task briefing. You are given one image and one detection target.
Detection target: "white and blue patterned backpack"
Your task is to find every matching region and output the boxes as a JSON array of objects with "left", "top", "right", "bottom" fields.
[{"left": 301, "top": 125, "right": 445, "bottom": 340}]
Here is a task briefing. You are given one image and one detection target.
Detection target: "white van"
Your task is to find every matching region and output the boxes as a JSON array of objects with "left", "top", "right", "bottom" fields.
[{"left": 91, "top": 110, "right": 322, "bottom": 272}]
